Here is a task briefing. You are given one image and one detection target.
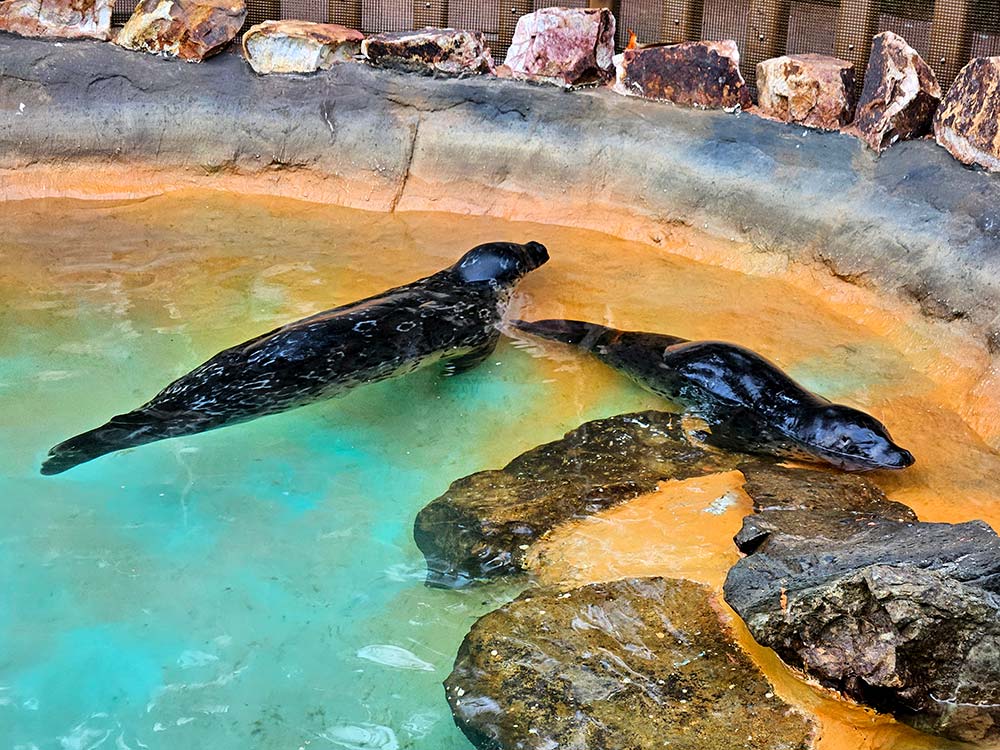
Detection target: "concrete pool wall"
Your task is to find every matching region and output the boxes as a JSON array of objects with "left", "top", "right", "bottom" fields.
[{"left": 2, "top": 34, "right": 999, "bottom": 445}]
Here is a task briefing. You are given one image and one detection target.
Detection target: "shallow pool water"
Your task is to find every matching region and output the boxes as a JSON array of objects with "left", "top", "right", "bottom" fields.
[{"left": 2, "top": 190, "right": 998, "bottom": 750}]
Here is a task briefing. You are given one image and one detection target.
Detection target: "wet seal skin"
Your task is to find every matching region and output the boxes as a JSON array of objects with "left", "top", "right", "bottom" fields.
[
  {"left": 40, "top": 241, "right": 548, "bottom": 475},
  {"left": 514, "top": 319, "right": 914, "bottom": 472}
]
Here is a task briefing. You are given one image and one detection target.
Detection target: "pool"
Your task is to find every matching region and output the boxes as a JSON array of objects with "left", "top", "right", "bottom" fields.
[{"left": 3, "top": 190, "right": 999, "bottom": 750}]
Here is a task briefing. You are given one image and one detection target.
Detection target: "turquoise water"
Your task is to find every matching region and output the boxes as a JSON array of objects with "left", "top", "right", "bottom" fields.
[{"left": 0, "top": 194, "right": 658, "bottom": 750}]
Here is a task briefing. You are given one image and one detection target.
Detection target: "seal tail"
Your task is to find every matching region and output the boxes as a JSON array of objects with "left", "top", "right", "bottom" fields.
[
  {"left": 40, "top": 410, "right": 176, "bottom": 475},
  {"left": 512, "top": 319, "right": 617, "bottom": 350}
]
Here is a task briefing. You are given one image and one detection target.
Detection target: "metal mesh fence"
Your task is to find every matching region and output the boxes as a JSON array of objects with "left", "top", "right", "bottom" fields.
[{"left": 111, "top": 0, "right": 1000, "bottom": 94}]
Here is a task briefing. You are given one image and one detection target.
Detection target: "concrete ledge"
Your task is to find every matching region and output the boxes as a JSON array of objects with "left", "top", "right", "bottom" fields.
[{"left": 2, "top": 34, "right": 999, "bottom": 434}]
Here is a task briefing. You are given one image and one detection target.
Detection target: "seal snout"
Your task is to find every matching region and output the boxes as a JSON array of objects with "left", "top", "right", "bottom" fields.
[{"left": 882, "top": 445, "right": 915, "bottom": 469}]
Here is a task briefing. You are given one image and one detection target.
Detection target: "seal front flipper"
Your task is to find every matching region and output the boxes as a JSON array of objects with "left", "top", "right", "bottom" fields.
[{"left": 443, "top": 336, "right": 499, "bottom": 376}]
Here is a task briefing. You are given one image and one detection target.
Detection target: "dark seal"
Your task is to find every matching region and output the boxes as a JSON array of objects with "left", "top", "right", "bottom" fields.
[
  {"left": 514, "top": 319, "right": 914, "bottom": 472},
  {"left": 41, "top": 241, "right": 549, "bottom": 475}
]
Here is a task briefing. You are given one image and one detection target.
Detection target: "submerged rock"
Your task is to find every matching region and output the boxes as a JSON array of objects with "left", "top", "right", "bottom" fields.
[
  {"left": 756, "top": 53, "right": 855, "bottom": 130},
  {"left": 242, "top": 20, "right": 363, "bottom": 75},
  {"left": 611, "top": 39, "right": 751, "bottom": 110},
  {"left": 851, "top": 31, "right": 941, "bottom": 151},
  {"left": 934, "top": 56, "right": 1000, "bottom": 172},
  {"left": 361, "top": 27, "right": 493, "bottom": 76},
  {"left": 0, "top": 0, "right": 110, "bottom": 39},
  {"left": 501, "top": 6, "right": 615, "bottom": 87},
  {"left": 446, "top": 577, "right": 817, "bottom": 750},
  {"left": 724, "top": 463, "right": 1000, "bottom": 745},
  {"left": 116, "top": 0, "right": 246, "bottom": 62},
  {"left": 414, "top": 411, "right": 741, "bottom": 587}
]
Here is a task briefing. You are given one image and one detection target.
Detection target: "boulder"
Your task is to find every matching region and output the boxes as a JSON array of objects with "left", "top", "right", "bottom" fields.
[
  {"left": 414, "top": 411, "right": 743, "bottom": 587},
  {"left": 500, "top": 6, "right": 615, "bottom": 87},
  {"left": 242, "top": 20, "right": 363, "bottom": 75},
  {"left": 724, "top": 463, "right": 1000, "bottom": 745},
  {"left": 361, "top": 27, "right": 493, "bottom": 76},
  {"left": 446, "top": 577, "right": 818, "bottom": 750},
  {"left": 756, "top": 53, "right": 855, "bottom": 130},
  {"left": 611, "top": 39, "right": 752, "bottom": 110},
  {"left": 0, "top": 0, "right": 111, "bottom": 40},
  {"left": 116, "top": 0, "right": 246, "bottom": 62},
  {"left": 851, "top": 31, "right": 941, "bottom": 151},
  {"left": 933, "top": 56, "right": 1000, "bottom": 172}
]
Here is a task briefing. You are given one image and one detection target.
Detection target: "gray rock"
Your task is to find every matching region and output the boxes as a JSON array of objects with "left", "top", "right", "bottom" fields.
[
  {"left": 414, "top": 411, "right": 741, "bottom": 587},
  {"left": 446, "top": 577, "right": 818, "bottom": 750},
  {"left": 724, "top": 463, "right": 1000, "bottom": 745}
]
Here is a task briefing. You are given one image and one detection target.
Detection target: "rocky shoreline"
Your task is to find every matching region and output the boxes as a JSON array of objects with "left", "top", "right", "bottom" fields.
[{"left": 413, "top": 411, "right": 1000, "bottom": 746}]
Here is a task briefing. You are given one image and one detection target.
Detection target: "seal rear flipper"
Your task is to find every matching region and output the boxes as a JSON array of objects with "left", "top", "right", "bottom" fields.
[
  {"left": 443, "top": 336, "right": 499, "bottom": 376},
  {"left": 40, "top": 409, "right": 209, "bottom": 475}
]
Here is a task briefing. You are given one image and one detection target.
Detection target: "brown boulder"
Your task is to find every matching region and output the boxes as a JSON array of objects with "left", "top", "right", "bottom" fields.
[
  {"left": 934, "top": 56, "right": 1000, "bottom": 172},
  {"left": 0, "top": 0, "right": 111, "bottom": 40},
  {"left": 447, "top": 577, "right": 817, "bottom": 750},
  {"left": 756, "top": 53, "right": 855, "bottom": 130},
  {"left": 500, "top": 6, "right": 615, "bottom": 88},
  {"left": 361, "top": 27, "right": 494, "bottom": 76},
  {"left": 242, "top": 20, "right": 363, "bottom": 75},
  {"left": 116, "top": 0, "right": 246, "bottom": 62},
  {"left": 611, "top": 40, "right": 752, "bottom": 110},
  {"left": 852, "top": 31, "right": 941, "bottom": 151}
]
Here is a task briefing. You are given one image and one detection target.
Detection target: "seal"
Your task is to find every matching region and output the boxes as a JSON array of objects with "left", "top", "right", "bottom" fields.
[
  {"left": 41, "top": 241, "right": 549, "bottom": 475},
  {"left": 514, "top": 319, "right": 914, "bottom": 471}
]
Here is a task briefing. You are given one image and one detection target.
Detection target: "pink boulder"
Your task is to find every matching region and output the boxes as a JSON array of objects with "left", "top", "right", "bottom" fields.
[{"left": 501, "top": 6, "right": 615, "bottom": 88}]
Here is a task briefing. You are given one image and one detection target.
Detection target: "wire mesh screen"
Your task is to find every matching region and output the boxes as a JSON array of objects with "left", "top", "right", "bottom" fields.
[{"left": 110, "top": 0, "right": 1000, "bottom": 94}]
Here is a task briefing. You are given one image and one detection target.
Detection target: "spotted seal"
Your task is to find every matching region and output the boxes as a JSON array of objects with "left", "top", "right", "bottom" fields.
[
  {"left": 41, "top": 241, "right": 549, "bottom": 475},
  {"left": 514, "top": 319, "right": 914, "bottom": 471}
]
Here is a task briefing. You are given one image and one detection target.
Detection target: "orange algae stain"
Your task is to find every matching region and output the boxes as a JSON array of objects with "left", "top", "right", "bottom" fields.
[{"left": 526, "top": 471, "right": 751, "bottom": 590}]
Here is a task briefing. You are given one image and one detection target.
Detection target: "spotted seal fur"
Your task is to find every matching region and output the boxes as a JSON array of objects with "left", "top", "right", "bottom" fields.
[
  {"left": 41, "top": 241, "right": 549, "bottom": 475},
  {"left": 514, "top": 319, "right": 914, "bottom": 471}
]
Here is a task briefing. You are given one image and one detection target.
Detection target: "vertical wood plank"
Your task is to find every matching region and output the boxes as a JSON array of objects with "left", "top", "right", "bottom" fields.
[
  {"left": 328, "top": 0, "right": 362, "bottom": 27},
  {"left": 414, "top": 0, "right": 448, "bottom": 27},
  {"left": 929, "top": 0, "right": 972, "bottom": 87},
  {"left": 746, "top": 0, "right": 791, "bottom": 63},
  {"left": 659, "top": 0, "right": 704, "bottom": 45},
  {"left": 834, "top": 0, "right": 879, "bottom": 91}
]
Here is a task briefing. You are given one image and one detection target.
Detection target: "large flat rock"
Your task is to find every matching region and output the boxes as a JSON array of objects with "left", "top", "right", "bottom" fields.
[{"left": 446, "top": 577, "right": 818, "bottom": 750}]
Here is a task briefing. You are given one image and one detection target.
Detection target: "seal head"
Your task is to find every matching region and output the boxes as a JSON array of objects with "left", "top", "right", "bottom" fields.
[
  {"left": 453, "top": 241, "right": 549, "bottom": 284},
  {"left": 798, "top": 404, "right": 915, "bottom": 471}
]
